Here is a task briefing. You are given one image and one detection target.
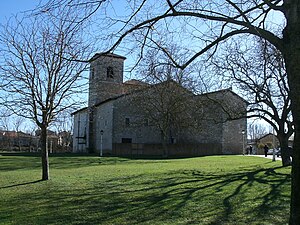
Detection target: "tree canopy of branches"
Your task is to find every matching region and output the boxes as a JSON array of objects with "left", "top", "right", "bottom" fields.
[
  {"left": 137, "top": 48, "right": 199, "bottom": 91},
  {"left": 38, "top": 0, "right": 300, "bottom": 224},
  {"left": 132, "top": 80, "right": 195, "bottom": 157},
  {"left": 212, "top": 38, "right": 293, "bottom": 166},
  {"left": 0, "top": 8, "right": 91, "bottom": 180},
  {"left": 248, "top": 123, "right": 268, "bottom": 141}
]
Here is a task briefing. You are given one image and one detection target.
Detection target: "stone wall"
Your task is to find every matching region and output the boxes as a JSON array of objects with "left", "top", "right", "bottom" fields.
[
  {"left": 110, "top": 84, "right": 247, "bottom": 155},
  {"left": 222, "top": 119, "right": 246, "bottom": 154},
  {"left": 112, "top": 95, "right": 162, "bottom": 145},
  {"left": 93, "top": 101, "right": 114, "bottom": 154},
  {"left": 112, "top": 143, "right": 222, "bottom": 157},
  {"left": 73, "top": 108, "right": 88, "bottom": 153}
]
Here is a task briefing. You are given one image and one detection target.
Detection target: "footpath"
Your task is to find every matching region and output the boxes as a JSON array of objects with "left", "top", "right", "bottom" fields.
[{"left": 246, "top": 154, "right": 282, "bottom": 161}]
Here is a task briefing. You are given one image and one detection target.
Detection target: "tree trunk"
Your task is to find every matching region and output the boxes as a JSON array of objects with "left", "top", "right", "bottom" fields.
[
  {"left": 40, "top": 126, "right": 50, "bottom": 180},
  {"left": 289, "top": 131, "right": 300, "bottom": 225},
  {"left": 282, "top": 1, "right": 300, "bottom": 222},
  {"left": 161, "top": 130, "right": 169, "bottom": 158},
  {"left": 277, "top": 134, "right": 292, "bottom": 166},
  {"left": 285, "top": 58, "right": 300, "bottom": 225},
  {"left": 287, "top": 88, "right": 300, "bottom": 224},
  {"left": 281, "top": 145, "right": 292, "bottom": 167}
]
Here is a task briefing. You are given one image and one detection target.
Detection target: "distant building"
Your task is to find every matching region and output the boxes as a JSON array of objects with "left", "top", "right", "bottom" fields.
[
  {"left": 0, "top": 129, "right": 72, "bottom": 153},
  {"left": 72, "top": 53, "right": 247, "bottom": 157},
  {"left": 0, "top": 130, "right": 37, "bottom": 151},
  {"left": 35, "top": 129, "right": 72, "bottom": 153},
  {"left": 256, "top": 133, "right": 279, "bottom": 148},
  {"left": 57, "top": 131, "right": 72, "bottom": 152},
  {"left": 254, "top": 133, "right": 294, "bottom": 154}
]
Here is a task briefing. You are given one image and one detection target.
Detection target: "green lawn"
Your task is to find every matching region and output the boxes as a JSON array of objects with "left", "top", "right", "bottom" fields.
[{"left": 0, "top": 154, "right": 291, "bottom": 225}]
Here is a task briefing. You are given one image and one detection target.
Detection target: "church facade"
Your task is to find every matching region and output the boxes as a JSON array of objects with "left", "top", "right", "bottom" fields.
[{"left": 72, "top": 53, "right": 247, "bottom": 157}]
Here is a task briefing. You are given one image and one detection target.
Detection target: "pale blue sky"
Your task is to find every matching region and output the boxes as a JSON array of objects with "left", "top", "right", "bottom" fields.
[
  {"left": 0, "top": 1, "right": 283, "bottom": 133},
  {"left": 0, "top": 1, "right": 42, "bottom": 24}
]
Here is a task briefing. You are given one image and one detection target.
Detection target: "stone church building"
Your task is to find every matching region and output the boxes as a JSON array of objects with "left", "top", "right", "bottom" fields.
[{"left": 72, "top": 53, "right": 247, "bottom": 157}]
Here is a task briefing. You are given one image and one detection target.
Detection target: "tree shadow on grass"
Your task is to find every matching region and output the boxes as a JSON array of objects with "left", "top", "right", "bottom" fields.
[
  {"left": 1, "top": 163, "right": 291, "bottom": 225},
  {"left": 0, "top": 179, "right": 43, "bottom": 189},
  {"left": 0, "top": 157, "right": 41, "bottom": 171},
  {"left": 95, "top": 165, "right": 290, "bottom": 224},
  {"left": 218, "top": 166, "right": 290, "bottom": 224},
  {"left": 0, "top": 154, "right": 133, "bottom": 171}
]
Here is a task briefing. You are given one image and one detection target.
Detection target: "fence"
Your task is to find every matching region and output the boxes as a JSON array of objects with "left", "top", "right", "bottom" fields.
[{"left": 112, "top": 143, "right": 222, "bottom": 157}]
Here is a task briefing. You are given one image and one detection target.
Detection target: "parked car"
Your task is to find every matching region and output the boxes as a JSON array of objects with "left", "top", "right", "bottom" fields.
[
  {"left": 267, "top": 148, "right": 280, "bottom": 156},
  {"left": 270, "top": 147, "right": 293, "bottom": 157}
]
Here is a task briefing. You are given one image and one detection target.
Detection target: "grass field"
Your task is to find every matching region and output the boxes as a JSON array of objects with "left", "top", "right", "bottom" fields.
[{"left": 0, "top": 153, "right": 291, "bottom": 225}]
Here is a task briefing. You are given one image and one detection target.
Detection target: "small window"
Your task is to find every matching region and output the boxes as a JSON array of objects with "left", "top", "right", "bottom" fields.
[
  {"left": 91, "top": 68, "right": 95, "bottom": 79},
  {"left": 107, "top": 66, "right": 114, "bottom": 78},
  {"left": 144, "top": 118, "right": 149, "bottom": 126},
  {"left": 170, "top": 137, "right": 176, "bottom": 144},
  {"left": 122, "top": 138, "right": 132, "bottom": 143},
  {"left": 125, "top": 117, "right": 130, "bottom": 127},
  {"left": 137, "top": 128, "right": 142, "bottom": 138}
]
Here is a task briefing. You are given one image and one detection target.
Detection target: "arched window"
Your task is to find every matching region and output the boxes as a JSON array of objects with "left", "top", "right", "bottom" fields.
[{"left": 107, "top": 66, "right": 114, "bottom": 78}]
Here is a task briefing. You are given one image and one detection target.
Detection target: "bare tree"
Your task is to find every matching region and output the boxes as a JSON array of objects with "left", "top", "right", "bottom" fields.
[
  {"left": 212, "top": 38, "right": 293, "bottom": 166},
  {"left": 131, "top": 49, "right": 204, "bottom": 157},
  {"left": 133, "top": 51, "right": 244, "bottom": 157},
  {"left": 0, "top": 109, "right": 12, "bottom": 150},
  {"left": 132, "top": 80, "right": 195, "bottom": 157},
  {"left": 138, "top": 46, "right": 198, "bottom": 88},
  {"left": 12, "top": 115, "right": 25, "bottom": 151},
  {"left": 248, "top": 123, "right": 268, "bottom": 141},
  {"left": 53, "top": 110, "right": 74, "bottom": 152},
  {"left": 0, "top": 109, "right": 12, "bottom": 131},
  {"left": 0, "top": 9, "right": 90, "bottom": 180},
  {"left": 38, "top": 0, "right": 300, "bottom": 223}
]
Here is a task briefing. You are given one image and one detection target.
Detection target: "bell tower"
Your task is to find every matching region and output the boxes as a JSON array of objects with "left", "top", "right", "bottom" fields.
[
  {"left": 88, "top": 53, "right": 126, "bottom": 107},
  {"left": 87, "top": 53, "right": 126, "bottom": 152}
]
